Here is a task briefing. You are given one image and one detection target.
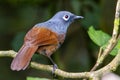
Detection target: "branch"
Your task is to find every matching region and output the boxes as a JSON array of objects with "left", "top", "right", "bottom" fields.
[
  {"left": 90, "top": 0, "right": 120, "bottom": 71},
  {"left": 0, "top": 50, "right": 120, "bottom": 79}
]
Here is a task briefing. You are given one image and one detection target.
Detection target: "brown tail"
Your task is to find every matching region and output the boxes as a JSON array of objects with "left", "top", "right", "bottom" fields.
[{"left": 11, "top": 44, "right": 38, "bottom": 71}]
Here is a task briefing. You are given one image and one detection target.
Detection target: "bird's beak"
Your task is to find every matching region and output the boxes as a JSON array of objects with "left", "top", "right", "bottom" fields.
[{"left": 74, "top": 15, "right": 84, "bottom": 19}]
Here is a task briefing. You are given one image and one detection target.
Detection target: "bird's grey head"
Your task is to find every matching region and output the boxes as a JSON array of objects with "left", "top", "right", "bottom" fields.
[
  {"left": 50, "top": 11, "right": 83, "bottom": 25},
  {"left": 44, "top": 11, "right": 83, "bottom": 34}
]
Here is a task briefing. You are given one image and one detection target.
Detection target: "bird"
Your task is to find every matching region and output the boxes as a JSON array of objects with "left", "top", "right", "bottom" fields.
[{"left": 11, "top": 11, "right": 83, "bottom": 72}]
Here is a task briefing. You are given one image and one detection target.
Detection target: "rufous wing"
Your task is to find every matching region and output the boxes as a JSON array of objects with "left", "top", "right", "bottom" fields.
[{"left": 25, "top": 26, "right": 59, "bottom": 46}]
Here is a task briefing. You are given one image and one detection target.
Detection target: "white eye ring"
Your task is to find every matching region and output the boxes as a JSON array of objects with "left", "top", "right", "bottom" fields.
[{"left": 63, "top": 15, "right": 70, "bottom": 21}]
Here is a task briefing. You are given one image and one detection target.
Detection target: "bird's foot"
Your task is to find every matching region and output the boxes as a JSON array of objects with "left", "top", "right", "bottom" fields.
[{"left": 52, "top": 64, "right": 58, "bottom": 74}]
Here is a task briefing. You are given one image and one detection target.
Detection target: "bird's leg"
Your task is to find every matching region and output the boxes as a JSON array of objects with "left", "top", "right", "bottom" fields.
[
  {"left": 37, "top": 45, "right": 58, "bottom": 74},
  {"left": 48, "top": 56, "right": 58, "bottom": 74}
]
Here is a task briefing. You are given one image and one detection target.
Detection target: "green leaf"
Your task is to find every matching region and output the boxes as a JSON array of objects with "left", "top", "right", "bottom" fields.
[
  {"left": 27, "top": 77, "right": 50, "bottom": 80},
  {"left": 88, "top": 26, "right": 120, "bottom": 56},
  {"left": 110, "top": 40, "right": 120, "bottom": 56},
  {"left": 88, "top": 26, "right": 111, "bottom": 46}
]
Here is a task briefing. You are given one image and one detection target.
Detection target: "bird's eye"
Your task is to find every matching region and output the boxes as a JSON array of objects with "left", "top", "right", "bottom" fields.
[
  {"left": 63, "top": 15, "right": 70, "bottom": 21},
  {"left": 65, "top": 15, "right": 68, "bottom": 18}
]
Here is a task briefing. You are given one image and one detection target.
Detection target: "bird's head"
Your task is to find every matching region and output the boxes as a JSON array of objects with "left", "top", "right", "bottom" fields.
[{"left": 51, "top": 11, "right": 83, "bottom": 24}]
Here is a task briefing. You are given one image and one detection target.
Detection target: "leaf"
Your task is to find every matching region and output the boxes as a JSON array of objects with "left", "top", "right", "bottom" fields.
[
  {"left": 88, "top": 26, "right": 120, "bottom": 56},
  {"left": 88, "top": 26, "right": 111, "bottom": 46},
  {"left": 27, "top": 77, "right": 50, "bottom": 80},
  {"left": 110, "top": 40, "right": 120, "bottom": 56}
]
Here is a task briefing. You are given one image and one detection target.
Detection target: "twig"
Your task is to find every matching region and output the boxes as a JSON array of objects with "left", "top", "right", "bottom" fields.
[
  {"left": 0, "top": 50, "right": 120, "bottom": 79},
  {"left": 90, "top": 0, "right": 120, "bottom": 71},
  {"left": 90, "top": 47, "right": 103, "bottom": 71}
]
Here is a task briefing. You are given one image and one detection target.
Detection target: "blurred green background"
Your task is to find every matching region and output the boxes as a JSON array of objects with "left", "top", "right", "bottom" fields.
[{"left": 0, "top": 0, "right": 119, "bottom": 80}]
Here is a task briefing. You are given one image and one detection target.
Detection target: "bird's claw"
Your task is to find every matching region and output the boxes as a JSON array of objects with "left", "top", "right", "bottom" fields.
[{"left": 52, "top": 64, "right": 58, "bottom": 74}]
